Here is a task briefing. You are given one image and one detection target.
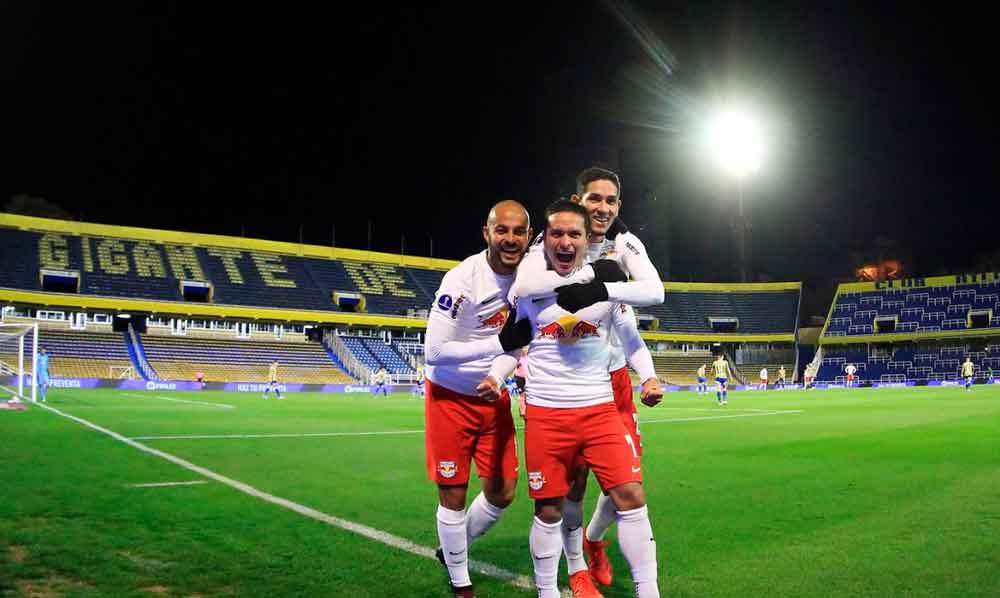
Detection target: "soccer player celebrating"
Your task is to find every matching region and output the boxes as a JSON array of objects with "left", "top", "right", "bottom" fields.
[
  {"left": 844, "top": 363, "right": 857, "bottom": 388},
  {"left": 696, "top": 364, "right": 708, "bottom": 394},
  {"left": 371, "top": 367, "right": 389, "bottom": 398},
  {"left": 510, "top": 168, "right": 665, "bottom": 592},
  {"left": 515, "top": 201, "right": 662, "bottom": 598},
  {"left": 776, "top": 365, "right": 787, "bottom": 390},
  {"left": 423, "top": 200, "right": 534, "bottom": 598},
  {"left": 961, "top": 356, "right": 975, "bottom": 392},
  {"left": 263, "top": 361, "right": 282, "bottom": 399},
  {"left": 712, "top": 353, "right": 730, "bottom": 406},
  {"left": 759, "top": 367, "right": 768, "bottom": 390},
  {"left": 36, "top": 347, "right": 50, "bottom": 402}
]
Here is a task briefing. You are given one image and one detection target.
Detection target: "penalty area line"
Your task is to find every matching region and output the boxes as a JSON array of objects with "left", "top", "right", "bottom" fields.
[
  {"left": 35, "top": 402, "right": 541, "bottom": 594},
  {"left": 128, "top": 481, "right": 208, "bottom": 488},
  {"left": 132, "top": 430, "right": 425, "bottom": 441}
]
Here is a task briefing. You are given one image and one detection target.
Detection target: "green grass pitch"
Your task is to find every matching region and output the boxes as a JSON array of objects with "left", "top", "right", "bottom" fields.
[{"left": 1, "top": 386, "right": 999, "bottom": 597}]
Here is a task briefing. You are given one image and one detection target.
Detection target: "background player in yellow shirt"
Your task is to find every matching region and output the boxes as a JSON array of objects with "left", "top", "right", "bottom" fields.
[
  {"left": 777, "top": 366, "right": 787, "bottom": 390},
  {"left": 696, "top": 364, "right": 708, "bottom": 394},
  {"left": 712, "top": 354, "right": 730, "bottom": 406},
  {"left": 961, "top": 357, "right": 975, "bottom": 391},
  {"left": 263, "top": 361, "right": 283, "bottom": 399}
]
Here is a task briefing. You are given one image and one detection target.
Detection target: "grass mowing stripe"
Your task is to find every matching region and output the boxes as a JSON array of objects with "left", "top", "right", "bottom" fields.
[
  {"left": 640, "top": 409, "right": 803, "bottom": 424},
  {"left": 132, "top": 430, "right": 425, "bottom": 441},
  {"left": 120, "top": 393, "right": 236, "bottom": 409},
  {"left": 35, "top": 401, "right": 543, "bottom": 594}
]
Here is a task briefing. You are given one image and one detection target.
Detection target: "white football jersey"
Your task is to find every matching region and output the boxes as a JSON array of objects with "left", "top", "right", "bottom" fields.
[
  {"left": 518, "top": 293, "right": 638, "bottom": 408},
  {"left": 845, "top": 364, "right": 857, "bottom": 375},
  {"left": 425, "top": 251, "right": 514, "bottom": 396}
]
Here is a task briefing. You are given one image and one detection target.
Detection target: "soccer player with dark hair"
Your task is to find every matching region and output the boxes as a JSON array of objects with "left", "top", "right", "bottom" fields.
[
  {"left": 513, "top": 200, "right": 662, "bottom": 598},
  {"left": 510, "top": 168, "right": 665, "bottom": 591},
  {"left": 423, "top": 200, "right": 534, "bottom": 598}
]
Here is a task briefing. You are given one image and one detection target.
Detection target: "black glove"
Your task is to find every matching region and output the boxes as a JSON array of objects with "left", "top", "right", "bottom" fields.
[
  {"left": 555, "top": 280, "right": 609, "bottom": 313},
  {"left": 607, "top": 216, "right": 629, "bottom": 239},
  {"left": 590, "top": 258, "right": 627, "bottom": 283},
  {"left": 498, "top": 308, "right": 533, "bottom": 351}
]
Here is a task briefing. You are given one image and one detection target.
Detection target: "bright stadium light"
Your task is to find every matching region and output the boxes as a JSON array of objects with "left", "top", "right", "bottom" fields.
[
  {"left": 704, "top": 105, "right": 768, "bottom": 282},
  {"left": 707, "top": 107, "right": 764, "bottom": 178}
]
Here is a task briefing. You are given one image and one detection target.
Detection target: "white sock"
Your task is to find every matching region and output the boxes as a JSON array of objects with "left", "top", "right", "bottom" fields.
[
  {"left": 466, "top": 492, "right": 505, "bottom": 545},
  {"left": 561, "top": 499, "right": 587, "bottom": 575},
  {"left": 436, "top": 505, "right": 471, "bottom": 588},
  {"left": 530, "top": 516, "right": 562, "bottom": 598},
  {"left": 617, "top": 506, "right": 659, "bottom": 598},
  {"left": 586, "top": 493, "right": 618, "bottom": 542}
]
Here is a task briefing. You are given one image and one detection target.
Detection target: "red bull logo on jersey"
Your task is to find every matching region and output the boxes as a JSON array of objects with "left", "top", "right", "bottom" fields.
[
  {"left": 438, "top": 461, "right": 457, "bottom": 479},
  {"left": 537, "top": 315, "right": 601, "bottom": 344},
  {"left": 528, "top": 471, "right": 546, "bottom": 491},
  {"left": 478, "top": 305, "right": 509, "bottom": 329}
]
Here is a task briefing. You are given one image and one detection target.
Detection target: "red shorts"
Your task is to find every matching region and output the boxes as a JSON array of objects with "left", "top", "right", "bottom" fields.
[
  {"left": 525, "top": 401, "right": 642, "bottom": 499},
  {"left": 846, "top": 374, "right": 855, "bottom": 382},
  {"left": 611, "top": 367, "right": 641, "bottom": 456},
  {"left": 425, "top": 381, "right": 518, "bottom": 485}
]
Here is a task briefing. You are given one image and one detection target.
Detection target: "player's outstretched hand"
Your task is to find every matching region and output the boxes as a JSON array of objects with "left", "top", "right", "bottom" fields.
[
  {"left": 476, "top": 376, "right": 502, "bottom": 402},
  {"left": 518, "top": 394, "right": 527, "bottom": 420},
  {"left": 555, "top": 280, "right": 609, "bottom": 313},
  {"left": 498, "top": 308, "right": 533, "bottom": 351},
  {"left": 590, "top": 259, "right": 628, "bottom": 283},
  {"left": 640, "top": 378, "right": 663, "bottom": 407}
]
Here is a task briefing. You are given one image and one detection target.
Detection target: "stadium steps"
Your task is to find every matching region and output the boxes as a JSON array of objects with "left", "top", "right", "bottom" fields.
[{"left": 651, "top": 352, "right": 713, "bottom": 386}]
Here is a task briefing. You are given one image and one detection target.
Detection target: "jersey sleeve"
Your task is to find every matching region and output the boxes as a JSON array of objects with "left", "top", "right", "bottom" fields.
[
  {"left": 508, "top": 248, "right": 594, "bottom": 306},
  {"left": 612, "top": 303, "right": 657, "bottom": 383},
  {"left": 603, "top": 233, "right": 665, "bottom": 307},
  {"left": 424, "top": 269, "right": 504, "bottom": 365},
  {"left": 487, "top": 352, "right": 519, "bottom": 387}
]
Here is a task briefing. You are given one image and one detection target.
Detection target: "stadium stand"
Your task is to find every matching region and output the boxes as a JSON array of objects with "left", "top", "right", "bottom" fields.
[
  {"left": 339, "top": 336, "right": 415, "bottom": 376},
  {"left": 642, "top": 288, "right": 799, "bottom": 335},
  {"left": 1, "top": 213, "right": 809, "bottom": 387},
  {"left": 139, "top": 330, "right": 352, "bottom": 384},
  {"left": 819, "top": 274, "right": 1000, "bottom": 383},
  {"left": 0, "top": 328, "right": 134, "bottom": 379},
  {"left": 0, "top": 222, "right": 447, "bottom": 317}
]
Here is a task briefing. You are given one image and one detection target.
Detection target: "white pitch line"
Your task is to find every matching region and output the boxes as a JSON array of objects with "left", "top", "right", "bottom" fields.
[
  {"left": 640, "top": 410, "right": 803, "bottom": 424},
  {"left": 133, "top": 430, "right": 424, "bottom": 441},
  {"left": 121, "top": 393, "right": 235, "bottom": 410},
  {"left": 128, "top": 481, "right": 208, "bottom": 488},
  {"left": 35, "top": 402, "right": 540, "bottom": 594}
]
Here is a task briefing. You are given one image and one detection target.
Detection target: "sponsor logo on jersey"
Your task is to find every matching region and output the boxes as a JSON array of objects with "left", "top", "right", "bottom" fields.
[
  {"left": 528, "top": 471, "right": 546, "bottom": 491},
  {"left": 437, "top": 294, "right": 453, "bottom": 311},
  {"left": 624, "top": 241, "right": 641, "bottom": 255},
  {"left": 438, "top": 461, "right": 457, "bottom": 479},
  {"left": 478, "top": 305, "right": 509, "bottom": 329},
  {"left": 537, "top": 315, "right": 601, "bottom": 344},
  {"left": 450, "top": 295, "right": 466, "bottom": 319}
]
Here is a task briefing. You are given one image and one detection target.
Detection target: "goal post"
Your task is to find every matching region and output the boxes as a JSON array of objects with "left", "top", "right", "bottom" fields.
[{"left": 0, "top": 322, "right": 39, "bottom": 403}]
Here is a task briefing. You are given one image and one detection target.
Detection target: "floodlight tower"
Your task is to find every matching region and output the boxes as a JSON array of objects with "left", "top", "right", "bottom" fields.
[{"left": 708, "top": 108, "right": 764, "bottom": 282}]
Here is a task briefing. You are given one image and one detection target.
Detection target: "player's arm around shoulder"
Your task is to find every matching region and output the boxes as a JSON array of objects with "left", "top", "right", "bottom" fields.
[{"left": 604, "top": 232, "right": 665, "bottom": 306}]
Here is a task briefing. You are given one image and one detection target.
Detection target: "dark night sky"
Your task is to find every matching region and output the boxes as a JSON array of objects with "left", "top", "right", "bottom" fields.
[{"left": 3, "top": 2, "right": 998, "bottom": 295}]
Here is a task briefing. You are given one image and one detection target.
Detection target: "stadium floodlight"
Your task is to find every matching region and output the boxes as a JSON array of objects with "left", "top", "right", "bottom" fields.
[
  {"left": 705, "top": 105, "right": 767, "bottom": 282},
  {"left": 707, "top": 107, "right": 764, "bottom": 179}
]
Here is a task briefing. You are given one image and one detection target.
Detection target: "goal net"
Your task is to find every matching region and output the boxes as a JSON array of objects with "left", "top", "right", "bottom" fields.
[{"left": 0, "top": 323, "right": 39, "bottom": 403}]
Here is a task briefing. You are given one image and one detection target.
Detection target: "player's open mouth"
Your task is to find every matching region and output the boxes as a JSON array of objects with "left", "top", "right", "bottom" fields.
[
  {"left": 500, "top": 247, "right": 521, "bottom": 259},
  {"left": 555, "top": 250, "right": 575, "bottom": 263},
  {"left": 593, "top": 215, "right": 610, "bottom": 226}
]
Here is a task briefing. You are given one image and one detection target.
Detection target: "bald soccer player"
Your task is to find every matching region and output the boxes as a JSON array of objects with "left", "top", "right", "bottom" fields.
[{"left": 423, "top": 200, "right": 534, "bottom": 598}]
